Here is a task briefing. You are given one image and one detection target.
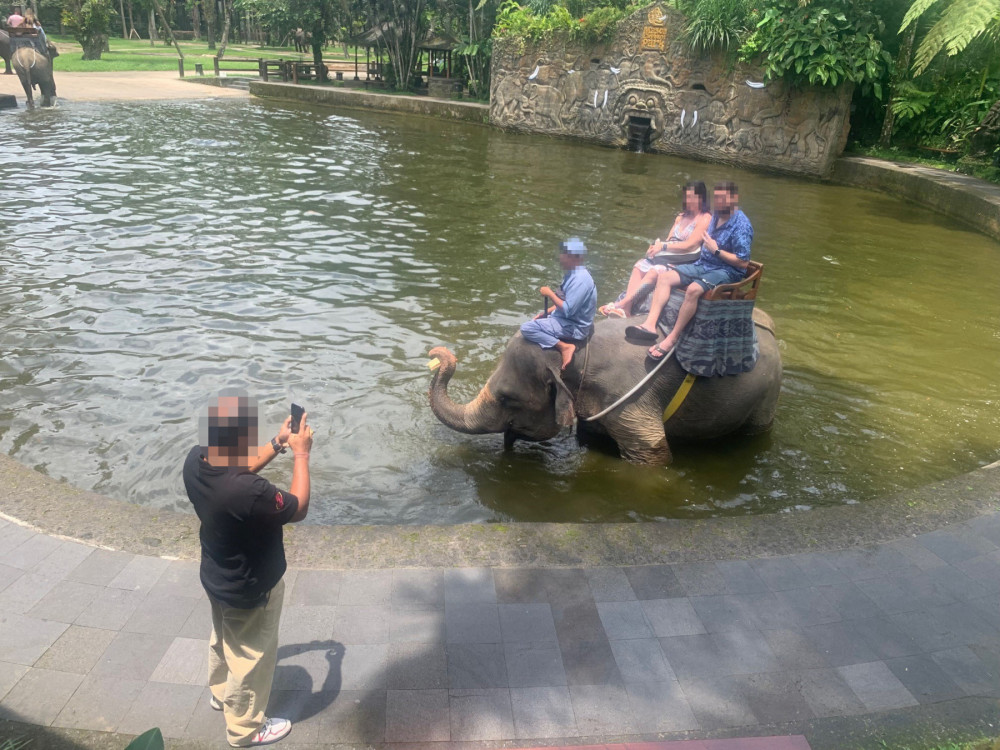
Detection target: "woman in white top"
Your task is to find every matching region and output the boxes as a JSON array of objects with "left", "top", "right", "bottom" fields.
[{"left": 599, "top": 181, "right": 711, "bottom": 318}]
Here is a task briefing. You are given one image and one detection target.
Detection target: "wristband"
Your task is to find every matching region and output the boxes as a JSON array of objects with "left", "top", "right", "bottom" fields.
[
  {"left": 271, "top": 437, "right": 286, "bottom": 455},
  {"left": 293, "top": 452, "right": 310, "bottom": 458}
]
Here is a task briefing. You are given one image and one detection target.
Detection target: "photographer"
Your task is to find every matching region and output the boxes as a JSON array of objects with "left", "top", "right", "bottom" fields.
[{"left": 182, "top": 390, "right": 314, "bottom": 747}]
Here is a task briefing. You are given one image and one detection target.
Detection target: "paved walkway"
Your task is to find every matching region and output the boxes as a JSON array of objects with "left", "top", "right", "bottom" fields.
[
  {"left": 0, "top": 70, "right": 247, "bottom": 103},
  {"left": 2, "top": 512, "right": 1000, "bottom": 748}
]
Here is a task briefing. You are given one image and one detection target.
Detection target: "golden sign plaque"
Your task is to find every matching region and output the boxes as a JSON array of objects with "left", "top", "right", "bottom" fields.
[
  {"left": 641, "top": 25, "right": 667, "bottom": 51},
  {"left": 647, "top": 6, "right": 667, "bottom": 26}
]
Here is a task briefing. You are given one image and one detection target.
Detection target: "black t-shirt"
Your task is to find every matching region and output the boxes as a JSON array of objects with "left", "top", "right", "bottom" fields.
[{"left": 182, "top": 445, "right": 299, "bottom": 609}]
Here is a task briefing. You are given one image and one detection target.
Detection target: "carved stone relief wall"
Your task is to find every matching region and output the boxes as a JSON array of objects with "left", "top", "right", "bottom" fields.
[{"left": 489, "top": 4, "right": 853, "bottom": 176}]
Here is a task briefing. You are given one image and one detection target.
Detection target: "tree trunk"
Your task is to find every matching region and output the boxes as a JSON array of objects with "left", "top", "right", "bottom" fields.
[
  {"left": 880, "top": 23, "right": 916, "bottom": 149},
  {"left": 126, "top": 1, "right": 137, "bottom": 38},
  {"left": 192, "top": 1, "right": 201, "bottom": 40},
  {"left": 312, "top": 40, "right": 326, "bottom": 81},
  {"left": 81, "top": 34, "right": 106, "bottom": 60},
  {"left": 969, "top": 98, "right": 1000, "bottom": 156},
  {"left": 118, "top": 0, "right": 127, "bottom": 38},
  {"left": 205, "top": 0, "right": 215, "bottom": 49},
  {"left": 217, "top": 0, "right": 231, "bottom": 59},
  {"left": 151, "top": 0, "right": 184, "bottom": 58},
  {"left": 149, "top": 7, "right": 158, "bottom": 44}
]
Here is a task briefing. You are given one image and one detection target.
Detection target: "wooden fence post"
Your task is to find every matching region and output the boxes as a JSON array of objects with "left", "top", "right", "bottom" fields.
[
  {"left": 213, "top": 56, "right": 220, "bottom": 76},
  {"left": 177, "top": 58, "right": 184, "bottom": 77}
]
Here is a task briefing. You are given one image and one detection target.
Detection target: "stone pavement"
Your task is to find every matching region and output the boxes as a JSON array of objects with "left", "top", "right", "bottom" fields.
[
  {"left": 2, "top": 513, "right": 1000, "bottom": 749},
  {"left": 0, "top": 70, "right": 248, "bottom": 103}
]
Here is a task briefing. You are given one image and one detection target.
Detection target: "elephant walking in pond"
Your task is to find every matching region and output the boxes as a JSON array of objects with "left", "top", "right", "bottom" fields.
[
  {"left": 12, "top": 47, "right": 56, "bottom": 107},
  {"left": 428, "top": 309, "right": 782, "bottom": 465}
]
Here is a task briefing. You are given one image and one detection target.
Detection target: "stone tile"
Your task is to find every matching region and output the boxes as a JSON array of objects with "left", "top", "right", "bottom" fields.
[
  {"left": 750, "top": 557, "right": 810, "bottom": 591},
  {"left": 886, "top": 654, "right": 965, "bottom": 704},
  {"left": 504, "top": 641, "right": 568, "bottom": 689},
  {"left": 968, "top": 514, "right": 1000, "bottom": 546},
  {"left": 866, "top": 544, "right": 923, "bottom": 576},
  {"left": 179, "top": 600, "right": 213, "bottom": 639},
  {"left": 123, "top": 593, "right": 199, "bottom": 636},
  {"left": 117, "top": 681, "right": 203, "bottom": 738},
  {"left": 0, "top": 525, "right": 34, "bottom": 556},
  {"left": 449, "top": 688, "right": 514, "bottom": 741},
  {"left": 817, "top": 582, "right": 883, "bottom": 620},
  {"left": 586, "top": 567, "right": 637, "bottom": 602},
  {"left": 0, "top": 613, "right": 69, "bottom": 666},
  {"left": 337, "top": 570, "right": 392, "bottom": 605},
  {"left": 892, "top": 603, "right": 997, "bottom": 651},
  {"left": 885, "top": 537, "right": 951, "bottom": 572},
  {"left": 51, "top": 675, "right": 144, "bottom": 732},
  {"left": 0, "top": 573, "right": 59, "bottom": 614},
  {"left": 278, "top": 605, "right": 337, "bottom": 643},
  {"left": 385, "top": 689, "right": 449, "bottom": 742},
  {"left": 32, "top": 542, "right": 95, "bottom": 581},
  {"left": 509, "top": 685, "right": 576, "bottom": 738},
  {"left": 570, "top": 682, "right": 635, "bottom": 735},
  {"left": 796, "top": 668, "right": 867, "bottom": 717},
  {"left": 0, "top": 562, "right": 23, "bottom": 594},
  {"left": 443, "top": 568, "right": 497, "bottom": 604},
  {"left": 0, "top": 662, "right": 27, "bottom": 702},
  {"left": 660, "top": 630, "right": 779, "bottom": 680},
  {"left": 931, "top": 645, "right": 1000, "bottom": 697},
  {"left": 773, "top": 587, "right": 842, "bottom": 626},
  {"left": 625, "top": 679, "right": 699, "bottom": 732},
  {"left": 732, "top": 672, "right": 815, "bottom": 724},
  {"left": 0, "top": 533, "right": 62, "bottom": 571},
  {"left": 387, "top": 642, "right": 447, "bottom": 689},
  {"left": 91, "top": 631, "right": 174, "bottom": 681},
  {"left": 740, "top": 592, "right": 803, "bottom": 630},
  {"left": 389, "top": 607, "right": 445, "bottom": 643},
  {"left": 969, "top": 596, "right": 1000, "bottom": 631},
  {"left": 0, "top": 668, "right": 83, "bottom": 726},
  {"left": 338, "top": 643, "right": 388, "bottom": 691},
  {"left": 819, "top": 549, "right": 888, "bottom": 582},
  {"left": 150, "top": 637, "right": 209, "bottom": 685},
  {"left": 791, "top": 553, "right": 850, "bottom": 586},
  {"left": 838, "top": 661, "right": 919, "bottom": 711},
  {"left": 639, "top": 597, "right": 706, "bottom": 638},
  {"left": 107, "top": 555, "right": 170, "bottom": 592},
  {"left": 597, "top": 600, "right": 653, "bottom": 640},
  {"left": 537, "top": 569, "right": 592, "bottom": 606},
  {"left": 147, "top": 560, "right": 205, "bottom": 600},
  {"left": 74, "top": 587, "right": 146, "bottom": 631},
  {"left": 392, "top": 569, "right": 444, "bottom": 609},
  {"left": 493, "top": 568, "right": 548, "bottom": 603},
  {"left": 182, "top": 687, "right": 227, "bottom": 744},
  {"left": 34, "top": 625, "right": 117, "bottom": 674},
  {"left": 715, "top": 560, "right": 769, "bottom": 595},
  {"left": 672, "top": 563, "right": 728, "bottom": 597},
  {"left": 955, "top": 555, "right": 1000, "bottom": 596},
  {"left": 917, "top": 527, "right": 997, "bottom": 565},
  {"left": 624, "top": 565, "right": 685, "bottom": 600},
  {"left": 559, "top": 638, "right": 621, "bottom": 686},
  {"left": 851, "top": 616, "right": 923, "bottom": 660},
  {"left": 762, "top": 629, "right": 828, "bottom": 670},
  {"left": 287, "top": 569, "right": 340, "bottom": 606},
  {"left": 856, "top": 572, "right": 955, "bottom": 616},
  {"left": 611, "top": 637, "right": 675, "bottom": 683},
  {"left": 679, "top": 675, "right": 758, "bottom": 730},
  {"left": 313, "top": 689, "right": 386, "bottom": 744},
  {"left": 803, "top": 621, "right": 879, "bottom": 668},
  {"left": 498, "top": 603, "right": 557, "bottom": 643},
  {"left": 446, "top": 603, "right": 500, "bottom": 644},
  {"left": 446, "top": 643, "right": 508, "bottom": 689},
  {"left": 922, "top": 565, "right": 992, "bottom": 602},
  {"left": 551, "top": 601, "right": 606, "bottom": 645},
  {"left": 27, "top": 580, "right": 100, "bottom": 624},
  {"left": 65, "top": 548, "right": 133, "bottom": 586},
  {"left": 689, "top": 595, "right": 756, "bottom": 634},
  {"left": 332, "top": 605, "right": 390, "bottom": 645}
]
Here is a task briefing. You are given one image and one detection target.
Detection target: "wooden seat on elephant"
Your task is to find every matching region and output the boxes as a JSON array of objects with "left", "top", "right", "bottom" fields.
[{"left": 703, "top": 260, "right": 763, "bottom": 301}]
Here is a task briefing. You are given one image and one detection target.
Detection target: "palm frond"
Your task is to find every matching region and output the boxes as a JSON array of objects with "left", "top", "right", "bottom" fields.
[
  {"left": 901, "top": 0, "right": 943, "bottom": 32},
  {"left": 910, "top": 0, "right": 1000, "bottom": 72}
]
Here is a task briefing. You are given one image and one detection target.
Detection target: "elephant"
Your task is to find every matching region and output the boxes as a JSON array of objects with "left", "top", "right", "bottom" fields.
[
  {"left": 428, "top": 308, "right": 781, "bottom": 465},
  {"left": 0, "top": 30, "right": 11, "bottom": 75},
  {"left": 12, "top": 46, "right": 56, "bottom": 107},
  {"left": 293, "top": 28, "right": 312, "bottom": 54}
]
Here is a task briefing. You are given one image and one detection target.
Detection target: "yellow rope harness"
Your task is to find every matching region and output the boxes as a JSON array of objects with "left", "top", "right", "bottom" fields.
[{"left": 662, "top": 373, "right": 697, "bottom": 423}]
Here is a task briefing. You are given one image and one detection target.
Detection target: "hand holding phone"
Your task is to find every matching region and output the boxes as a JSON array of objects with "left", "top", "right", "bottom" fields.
[{"left": 291, "top": 403, "right": 305, "bottom": 434}]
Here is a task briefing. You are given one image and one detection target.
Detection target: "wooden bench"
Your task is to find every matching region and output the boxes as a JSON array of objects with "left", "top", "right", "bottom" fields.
[
  {"left": 213, "top": 56, "right": 265, "bottom": 77},
  {"left": 703, "top": 260, "right": 763, "bottom": 301}
]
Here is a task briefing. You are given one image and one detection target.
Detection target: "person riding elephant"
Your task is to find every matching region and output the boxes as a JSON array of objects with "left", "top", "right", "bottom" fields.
[
  {"left": 12, "top": 44, "right": 56, "bottom": 106},
  {"left": 428, "top": 310, "right": 782, "bottom": 465}
]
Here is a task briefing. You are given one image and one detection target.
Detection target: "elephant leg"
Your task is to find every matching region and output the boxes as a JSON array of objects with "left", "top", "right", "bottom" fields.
[
  {"left": 603, "top": 405, "right": 672, "bottom": 465},
  {"left": 3, "top": 61, "right": 11, "bottom": 75}
]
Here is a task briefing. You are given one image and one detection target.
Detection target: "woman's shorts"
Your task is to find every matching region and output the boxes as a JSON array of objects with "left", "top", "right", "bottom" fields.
[
  {"left": 674, "top": 262, "right": 744, "bottom": 290},
  {"left": 634, "top": 257, "right": 674, "bottom": 274}
]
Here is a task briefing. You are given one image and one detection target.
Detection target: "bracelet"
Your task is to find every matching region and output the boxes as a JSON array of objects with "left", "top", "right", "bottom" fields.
[
  {"left": 271, "top": 437, "right": 286, "bottom": 454},
  {"left": 293, "top": 452, "right": 310, "bottom": 458}
]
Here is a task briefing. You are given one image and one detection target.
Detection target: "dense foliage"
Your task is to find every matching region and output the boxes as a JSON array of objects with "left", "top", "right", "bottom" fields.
[
  {"left": 494, "top": 0, "right": 640, "bottom": 42},
  {"left": 62, "top": 0, "right": 118, "bottom": 59}
]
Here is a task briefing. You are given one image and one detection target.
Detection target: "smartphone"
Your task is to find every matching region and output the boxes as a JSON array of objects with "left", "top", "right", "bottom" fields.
[{"left": 290, "top": 403, "right": 305, "bottom": 434}]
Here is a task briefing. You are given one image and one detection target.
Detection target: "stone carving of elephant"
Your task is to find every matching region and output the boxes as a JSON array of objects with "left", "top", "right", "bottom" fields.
[
  {"left": 12, "top": 46, "right": 56, "bottom": 107},
  {"left": 0, "top": 30, "right": 12, "bottom": 74},
  {"left": 428, "top": 308, "right": 782, "bottom": 465}
]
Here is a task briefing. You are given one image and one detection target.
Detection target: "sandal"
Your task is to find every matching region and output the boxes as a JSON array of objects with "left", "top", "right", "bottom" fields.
[
  {"left": 598, "top": 303, "right": 626, "bottom": 319},
  {"left": 625, "top": 325, "right": 658, "bottom": 342},
  {"left": 647, "top": 343, "right": 674, "bottom": 361}
]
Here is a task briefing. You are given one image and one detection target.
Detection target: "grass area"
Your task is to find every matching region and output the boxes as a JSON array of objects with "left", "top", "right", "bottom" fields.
[
  {"left": 49, "top": 34, "right": 358, "bottom": 73},
  {"left": 847, "top": 142, "right": 1000, "bottom": 185},
  {"left": 873, "top": 737, "right": 999, "bottom": 749}
]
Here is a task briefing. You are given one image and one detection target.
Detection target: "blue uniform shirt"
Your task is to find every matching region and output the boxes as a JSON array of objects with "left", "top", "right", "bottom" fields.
[
  {"left": 553, "top": 265, "right": 597, "bottom": 340},
  {"left": 698, "top": 209, "right": 753, "bottom": 271}
]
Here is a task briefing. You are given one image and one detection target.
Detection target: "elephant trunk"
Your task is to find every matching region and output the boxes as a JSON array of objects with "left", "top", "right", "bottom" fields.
[{"left": 428, "top": 346, "right": 507, "bottom": 434}]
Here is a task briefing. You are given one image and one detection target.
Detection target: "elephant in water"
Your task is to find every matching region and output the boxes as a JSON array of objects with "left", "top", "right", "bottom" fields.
[
  {"left": 0, "top": 30, "right": 11, "bottom": 74},
  {"left": 428, "top": 309, "right": 782, "bottom": 465},
  {"left": 12, "top": 46, "right": 56, "bottom": 107}
]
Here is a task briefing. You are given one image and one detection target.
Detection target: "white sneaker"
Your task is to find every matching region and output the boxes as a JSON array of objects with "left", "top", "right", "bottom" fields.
[
  {"left": 209, "top": 695, "right": 223, "bottom": 711},
  {"left": 231, "top": 717, "right": 292, "bottom": 747}
]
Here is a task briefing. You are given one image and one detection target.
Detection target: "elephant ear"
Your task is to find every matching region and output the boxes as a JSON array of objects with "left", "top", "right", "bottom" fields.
[{"left": 546, "top": 366, "right": 576, "bottom": 428}]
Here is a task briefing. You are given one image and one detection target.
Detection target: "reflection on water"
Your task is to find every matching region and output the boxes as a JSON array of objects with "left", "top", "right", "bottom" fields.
[{"left": 0, "top": 98, "right": 997, "bottom": 524}]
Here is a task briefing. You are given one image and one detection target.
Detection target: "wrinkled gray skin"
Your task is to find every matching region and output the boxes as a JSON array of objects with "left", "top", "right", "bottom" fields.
[
  {"left": 12, "top": 47, "right": 56, "bottom": 107},
  {"left": 0, "top": 30, "right": 11, "bottom": 74},
  {"left": 429, "top": 308, "right": 782, "bottom": 465}
]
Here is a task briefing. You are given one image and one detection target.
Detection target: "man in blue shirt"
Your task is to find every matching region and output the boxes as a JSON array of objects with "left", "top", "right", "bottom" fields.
[
  {"left": 625, "top": 182, "right": 753, "bottom": 360},
  {"left": 520, "top": 237, "right": 597, "bottom": 370}
]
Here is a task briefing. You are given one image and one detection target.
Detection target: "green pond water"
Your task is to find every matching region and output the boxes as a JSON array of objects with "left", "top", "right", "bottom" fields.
[{"left": 0, "top": 97, "right": 997, "bottom": 524}]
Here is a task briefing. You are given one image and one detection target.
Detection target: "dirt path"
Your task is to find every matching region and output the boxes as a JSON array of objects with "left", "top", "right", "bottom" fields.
[{"left": 0, "top": 70, "right": 247, "bottom": 104}]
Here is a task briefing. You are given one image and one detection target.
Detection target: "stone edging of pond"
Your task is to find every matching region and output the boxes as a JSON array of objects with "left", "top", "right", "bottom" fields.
[
  {"left": 246, "top": 80, "right": 490, "bottom": 125},
  {"left": 829, "top": 155, "right": 1000, "bottom": 243},
  {"left": 1, "top": 451, "right": 997, "bottom": 569}
]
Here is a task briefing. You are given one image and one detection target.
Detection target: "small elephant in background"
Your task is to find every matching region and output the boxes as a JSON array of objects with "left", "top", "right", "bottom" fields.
[
  {"left": 13, "top": 46, "right": 56, "bottom": 107},
  {"left": 0, "top": 30, "right": 12, "bottom": 74}
]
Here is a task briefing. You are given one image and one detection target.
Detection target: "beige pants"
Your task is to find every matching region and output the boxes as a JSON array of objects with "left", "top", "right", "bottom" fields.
[{"left": 208, "top": 578, "right": 285, "bottom": 747}]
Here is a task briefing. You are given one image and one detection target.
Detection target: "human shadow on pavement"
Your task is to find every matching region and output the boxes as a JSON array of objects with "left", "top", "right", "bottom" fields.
[{"left": 268, "top": 639, "right": 345, "bottom": 724}]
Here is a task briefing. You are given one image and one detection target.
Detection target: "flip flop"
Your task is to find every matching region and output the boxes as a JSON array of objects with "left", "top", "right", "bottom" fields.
[
  {"left": 647, "top": 343, "right": 674, "bottom": 361},
  {"left": 625, "top": 325, "right": 658, "bottom": 342},
  {"left": 599, "top": 303, "right": 626, "bottom": 319}
]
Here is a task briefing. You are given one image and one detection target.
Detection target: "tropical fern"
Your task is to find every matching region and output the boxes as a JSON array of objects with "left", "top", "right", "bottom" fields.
[{"left": 901, "top": 0, "right": 1000, "bottom": 74}]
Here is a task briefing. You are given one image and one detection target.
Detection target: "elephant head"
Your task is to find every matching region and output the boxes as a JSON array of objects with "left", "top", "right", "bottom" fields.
[{"left": 428, "top": 338, "right": 575, "bottom": 448}]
